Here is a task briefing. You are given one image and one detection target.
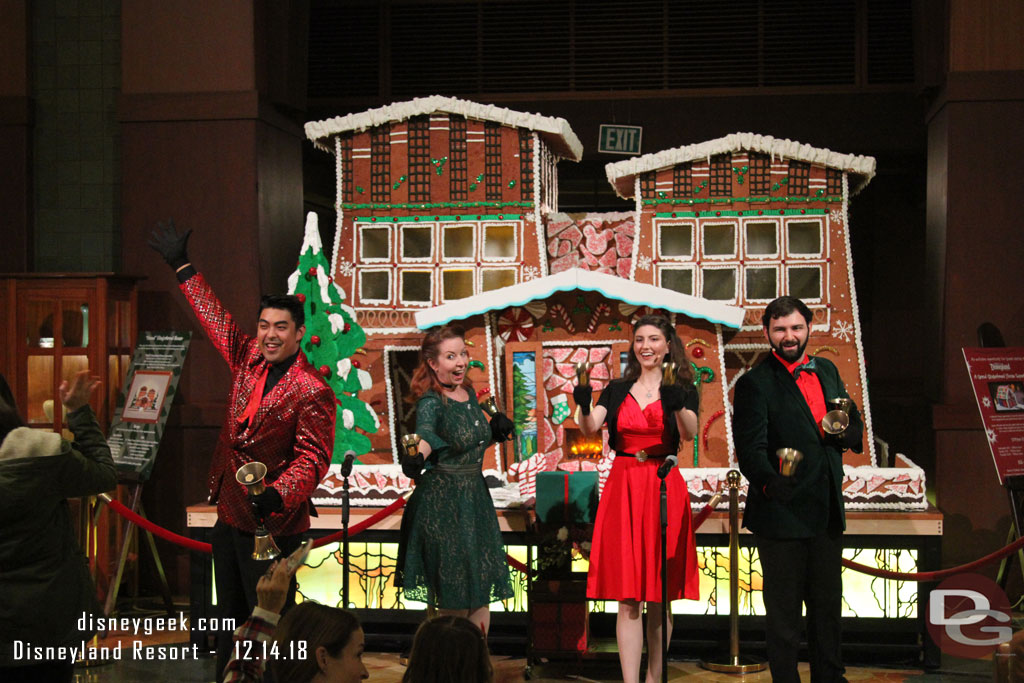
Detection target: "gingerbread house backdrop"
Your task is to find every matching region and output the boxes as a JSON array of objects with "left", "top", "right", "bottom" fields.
[{"left": 304, "top": 97, "right": 925, "bottom": 511}]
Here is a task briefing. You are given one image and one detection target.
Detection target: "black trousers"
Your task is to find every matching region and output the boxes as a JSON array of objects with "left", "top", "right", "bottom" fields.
[
  {"left": 210, "top": 520, "right": 301, "bottom": 683},
  {"left": 755, "top": 530, "right": 845, "bottom": 683}
]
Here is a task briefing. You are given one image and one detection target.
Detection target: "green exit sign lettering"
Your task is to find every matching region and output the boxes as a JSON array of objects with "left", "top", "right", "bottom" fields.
[{"left": 599, "top": 125, "right": 643, "bottom": 155}]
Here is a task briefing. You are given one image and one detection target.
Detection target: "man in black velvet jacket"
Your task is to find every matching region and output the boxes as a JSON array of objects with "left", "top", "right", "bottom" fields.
[{"left": 734, "top": 296, "right": 863, "bottom": 683}]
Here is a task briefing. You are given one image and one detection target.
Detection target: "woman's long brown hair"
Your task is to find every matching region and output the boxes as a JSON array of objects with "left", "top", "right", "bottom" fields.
[{"left": 407, "top": 324, "right": 474, "bottom": 402}]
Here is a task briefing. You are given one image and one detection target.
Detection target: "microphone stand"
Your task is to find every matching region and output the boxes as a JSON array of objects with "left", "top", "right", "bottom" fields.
[
  {"left": 341, "top": 452, "right": 354, "bottom": 608},
  {"left": 660, "top": 469, "right": 669, "bottom": 683}
]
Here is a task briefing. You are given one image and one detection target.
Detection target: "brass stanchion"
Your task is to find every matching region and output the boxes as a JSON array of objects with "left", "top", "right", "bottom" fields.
[{"left": 700, "top": 470, "right": 767, "bottom": 674}]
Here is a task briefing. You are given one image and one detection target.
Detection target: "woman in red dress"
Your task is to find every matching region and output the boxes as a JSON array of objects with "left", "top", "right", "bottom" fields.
[{"left": 575, "top": 314, "right": 699, "bottom": 683}]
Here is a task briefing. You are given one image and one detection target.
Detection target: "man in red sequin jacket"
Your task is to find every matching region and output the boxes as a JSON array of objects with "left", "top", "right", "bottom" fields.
[{"left": 150, "top": 221, "right": 335, "bottom": 681}]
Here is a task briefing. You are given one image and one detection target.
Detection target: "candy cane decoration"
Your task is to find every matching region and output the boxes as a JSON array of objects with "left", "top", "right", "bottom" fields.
[
  {"left": 548, "top": 303, "right": 575, "bottom": 333},
  {"left": 586, "top": 303, "right": 611, "bottom": 334}
]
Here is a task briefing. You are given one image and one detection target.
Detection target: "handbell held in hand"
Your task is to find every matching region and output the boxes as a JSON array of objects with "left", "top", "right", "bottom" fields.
[
  {"left": 479, "top": 395, "right": 498, "bottom": 417},
  {"left": 776, "top": 448, "right": 803, "bottom": 477},
  {"left": 827, "top": 398, "right": 853, "bottom": 414},
  {"left": 401, "top": 433, "right": 421, "bottom": 459},
  {"left": 661, "top": 361, "right": 678, "bottom": 385},
  {"left": 821, "top": 409, "right": 850, "bottom": 437},
  {"left": 574, "top": 361, "right": 591, "bottom": 386},
  {"left": 235, "top": 461, "right": 281, "bottom": 561}
]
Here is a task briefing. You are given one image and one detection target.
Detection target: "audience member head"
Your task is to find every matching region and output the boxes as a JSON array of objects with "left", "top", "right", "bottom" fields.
[
  {"left": 401, "top": 615, "right": 493, "bottom": 683},
  {"left": 269, "top": 602, "right": 367, "bottom": 682},
  {"left": 0, "top": 405, "right": 26, "bottom": 444}
]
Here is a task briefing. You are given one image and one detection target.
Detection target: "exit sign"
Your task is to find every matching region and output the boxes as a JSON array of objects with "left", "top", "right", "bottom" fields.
[{"left": 599, "top": 124, "right": 643, "bottom": 155}]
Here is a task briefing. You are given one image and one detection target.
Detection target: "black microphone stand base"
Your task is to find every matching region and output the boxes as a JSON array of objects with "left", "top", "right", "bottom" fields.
[{"left": 700, "top": 654, "right": 768, "bottom": 674}]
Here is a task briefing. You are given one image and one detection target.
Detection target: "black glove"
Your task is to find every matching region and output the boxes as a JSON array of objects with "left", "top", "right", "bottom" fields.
[
  {"left": 660, "top": 383, "right": 686, "bottom": 413},
  {"left": 251, "top": 487, "right": 283, "bottom": 519},
  {"left": 573, "top": 384, "right": 593, "bottom": 416},
  {"left": 401, "top": 453, "right": 425, "bottom": 480},
  {"left": 489, "top": 411, "right": 515, "bottom": 442},
  {"left": 147, "top": 219, "right": 192, "bottom": 270},
  {"left": 764, "top": 475, "right": 796, "bottom": 504}
]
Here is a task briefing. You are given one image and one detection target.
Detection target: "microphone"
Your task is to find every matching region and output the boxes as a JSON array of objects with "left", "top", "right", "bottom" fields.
[
  {"left": 340, "top": 450, "right": 356, "bottom": 478},
  {"left": 657, "top": 454, "right": 678, "bottom": 479}
]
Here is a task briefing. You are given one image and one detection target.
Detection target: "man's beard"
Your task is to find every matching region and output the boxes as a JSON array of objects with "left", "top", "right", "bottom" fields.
[{"left": 772, "top": 337, "right": 807, "bottom": 363}]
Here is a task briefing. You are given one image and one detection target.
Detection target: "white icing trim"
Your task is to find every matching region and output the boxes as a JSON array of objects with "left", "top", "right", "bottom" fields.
[
  {"left": 839, "top": 173, "right": 877, "bottom": 465},
  {"left": 717, "top": 324, "right": 736, "bottom": 467},
  {"left": 533, "top": 133, "right": 547, "bottom": 276},
  {"left": 306, "top": 95, "right": 583, "bottom": 161},
  {"left": 332, "top": 136, "right": 343, "bottom": 278},
  {"left": 629, "top": 176, "right": 642, "bottom": 281},
  {"left": 361, "top": 327, "right": 421, "bottom": 336},
  {"left": 547, "top": 211, "right": 636, "bottom": 223},
  {"left": 605, "top": 132, "right": 876, "bottom": 198},
  {"left": 541, "top": 339, "right": 629, "bottom": 347},
  {"left": 383, "top": 344, "right": 422, "bottom": 463},
  {"left": 414, "top": 268, "right": 746, "bottom": 329}
]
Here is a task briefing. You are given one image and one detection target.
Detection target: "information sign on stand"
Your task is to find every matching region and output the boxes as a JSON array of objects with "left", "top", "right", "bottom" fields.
[
  {"left": 963, "top": 347, "right": 1024, "bottom": 485},
  {"left": 108, "top": 331, "right": 190, "bottom": 481}
]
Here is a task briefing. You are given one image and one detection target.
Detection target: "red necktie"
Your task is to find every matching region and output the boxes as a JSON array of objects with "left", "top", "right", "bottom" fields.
[{"left": 238, "top": 365, "right": 268, "bottom": 426}]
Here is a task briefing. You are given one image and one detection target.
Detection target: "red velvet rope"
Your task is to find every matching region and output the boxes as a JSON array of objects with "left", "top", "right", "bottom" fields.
[
  {"left": 842, "top": 532, "right": 1024, "bottom": 582},
  {"left": 309, "top": 497, "right": 407, "bottom": 548}
]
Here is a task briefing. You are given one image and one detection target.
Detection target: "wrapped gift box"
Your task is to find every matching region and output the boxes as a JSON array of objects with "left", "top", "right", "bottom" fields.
[
  {"left": 536, "top": 471, "right": 599, "bottom": 524},
  {"left": 530, "top": 579, "right": 588, "bottom": 653}
]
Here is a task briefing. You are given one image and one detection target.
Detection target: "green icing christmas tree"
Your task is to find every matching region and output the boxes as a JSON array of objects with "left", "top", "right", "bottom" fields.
[{"left": 288, "top": 212, "right": 378, "bottom": 464}]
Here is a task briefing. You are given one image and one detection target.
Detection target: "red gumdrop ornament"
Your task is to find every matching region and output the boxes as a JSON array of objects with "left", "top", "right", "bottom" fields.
[
  {"left": 311, "top": 335, "right": 321, "bottom": 346},
  {"left": 296, "top": 293, "right": 306, "bottom": 303},
  {"left": 319, "top": 365, "right": 330, "bottom": 377},
  {"left": 352, "top": 360, "right": 361, "bottom": 369},
  {"left": 307, "top": 267, "right": 317, "bottom": 277},
  {"left": 692, "top": 346, "right": 705, "bottom": 359},
  {"left": 343, "top": 323, "right": 351, "bottom": 333}
]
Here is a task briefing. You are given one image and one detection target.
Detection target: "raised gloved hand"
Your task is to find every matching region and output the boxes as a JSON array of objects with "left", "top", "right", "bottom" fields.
[
  {"left": 251, "top": 487, "right": 283, "bottom": 519},
  {"left": 660, "top": 383, "right": 687, "bottom": 413},
  {"left": 489, "top": 411, "right": 515, "bottom": 442},
  {"left": 147, "top": 219, "right": 192, "bottom": 270},
  {"left": 764, "top": 475, "right": 796, "bottom": 504},
  {"left": 573, "top": 384, "right": 593, "bottom": 417},
  {"left": 401, "top": 453, "right": 425, "bottom": 480}
]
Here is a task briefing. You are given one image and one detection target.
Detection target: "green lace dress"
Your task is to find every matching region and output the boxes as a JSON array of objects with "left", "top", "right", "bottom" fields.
[{"left": 399, "top": 390, "right": 514, "bottom": 609}]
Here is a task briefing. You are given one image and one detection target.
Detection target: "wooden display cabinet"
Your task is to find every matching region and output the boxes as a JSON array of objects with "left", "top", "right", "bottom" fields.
[{"left": 0, "top": 273, "right": 140, "bottom": 434}]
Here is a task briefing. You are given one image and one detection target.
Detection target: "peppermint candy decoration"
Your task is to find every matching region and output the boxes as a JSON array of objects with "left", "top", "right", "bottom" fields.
[{"left": 496, "top": 307, "right": 534, "bottom": 342}]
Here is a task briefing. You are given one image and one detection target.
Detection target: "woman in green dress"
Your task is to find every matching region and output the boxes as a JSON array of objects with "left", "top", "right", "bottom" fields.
[{"left": 398, "top": 325, "right": 515, "bottom": 635}]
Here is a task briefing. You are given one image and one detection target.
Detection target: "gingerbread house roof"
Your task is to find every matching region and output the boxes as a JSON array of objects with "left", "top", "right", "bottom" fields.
[
  {"left": 605, "top": 132, "right": 876, "bottom": 199},
  {"left": 305, "top": 95, "right": 584, "bottom": 161},
  {"left": 414, "top": 268, "right": 746, "bottom": 330}
]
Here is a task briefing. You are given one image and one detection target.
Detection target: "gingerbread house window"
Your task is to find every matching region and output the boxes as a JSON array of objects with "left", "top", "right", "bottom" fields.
[
  {"left": 483, "top": 223, "right": 516, "bottom": 259},
  {"left": 787, "top": 160, "right": 810, "bottom": 196},
  {"left": 673, "top": 163, "right": 692, "bottom": 196},
  {"left": 442, "top": 269, "right": 474, "bottom": 301},
  {"left": 788, "top": 266, "right": 822, "bottom": 300},
  {"left": 481, "top": 268, "right": 516, "bottom": 292},
  {"left": 745, "top": 266, "right": 778, "bottom": 301},
  {"left": 360, "top": 269, "right": 391, "bottom": 303},
  {"left": 658, "top": 222, "right": 694, "bottom": 259},
  {"left": 370, "top": 125, "right": 390, "bottom": 202},
  {"left": 519, "top": 129, "right": 533, "bottom": 201},
  {"left": 744, "top": 221, "right": 779, "bottom": 258},
  {"left": 640, "top": 171, "right": 655, "bottom": 200},
  {"left": 442, "top": 224, "right": 474, "bottom": 260},
  {"left": 660, "top": 267, "right": 693, "bottom": 295},
  {"left": 407, "top": 116, "right": 430, "bottom": 202},
  {"left": 827, "top": 168, "right": 842, "bottom": 196},
  {"left": 702, "top": 267, "right": 737, "bottom": 301},
  {"left": 359, "top": 225, "right": 391, "bottom": 261},
  {"left": 702, "top": 222, "right": 737, "bottom": 259},
  {"left": 748, "top": 152, "right": 770, "bottom": 195},
  {"left": 710, "top": 154, "right": 731, "bottom": 197},
  {"left": 400, "top": 225, "right": 432, "bottom": 261},
  {"left": 449, "top": 116, "right": 468, "bottom": 200},
  {"left": 786, "top": 220, "right": 822, "bottom": 256},
  {"left": 400, "top": 270, "right": 432, "bottom": 304},
  {"left": 485, "top": 122, "right": 502, "bottom": 200}
]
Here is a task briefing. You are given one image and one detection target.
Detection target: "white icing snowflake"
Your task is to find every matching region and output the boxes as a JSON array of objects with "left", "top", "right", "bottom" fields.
[
  {"left": 830, "top": 209, "right": 843, "bottom": 224},
  {"left": 982, "top": 396, "right": 992, "bottom": 408},
  {"left": 636, "top": 254, "right": 652, "bottom": 272},
  {"left": 522, "top": 265, "right": 540, "bottom": 281},
  {"left": 832, "top": 319, "right": 853, "bottom": 342},
  {"left": 337, "top": 260, "right": 355, "bottom": 277},
  {"left": 987, "top": 427, "right": 998, "bottom": 444}
]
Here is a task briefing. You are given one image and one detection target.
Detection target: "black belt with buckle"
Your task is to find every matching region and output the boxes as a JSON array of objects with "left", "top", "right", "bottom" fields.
[{"left": 617, "top": 449, "right": 669, "bottom": 463}]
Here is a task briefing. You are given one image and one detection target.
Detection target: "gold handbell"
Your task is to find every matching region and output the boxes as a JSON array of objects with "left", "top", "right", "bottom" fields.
[
  {"left": 235, "top": 461, "right": 281, "bottom": 560},
  {"left": 776, "top": 448, "right": 804, "bottom": 477},
  {"left": 821, "top": 409, "right": 850, "bottom": 437},
  {"left": 401, "top": 433, "right": 421, "bottom": 459},
  {"left": 661, "top": 361, "right": 678, "bottom": 385},
  {"left": 575, "top": 361, "right": 591, "bottom": 386},
  {"left": 479, "top": 395, "right": 498, "bottom": 416},
  {"left": 827, "top": 398, "right": 853, "bottom": 414}
]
